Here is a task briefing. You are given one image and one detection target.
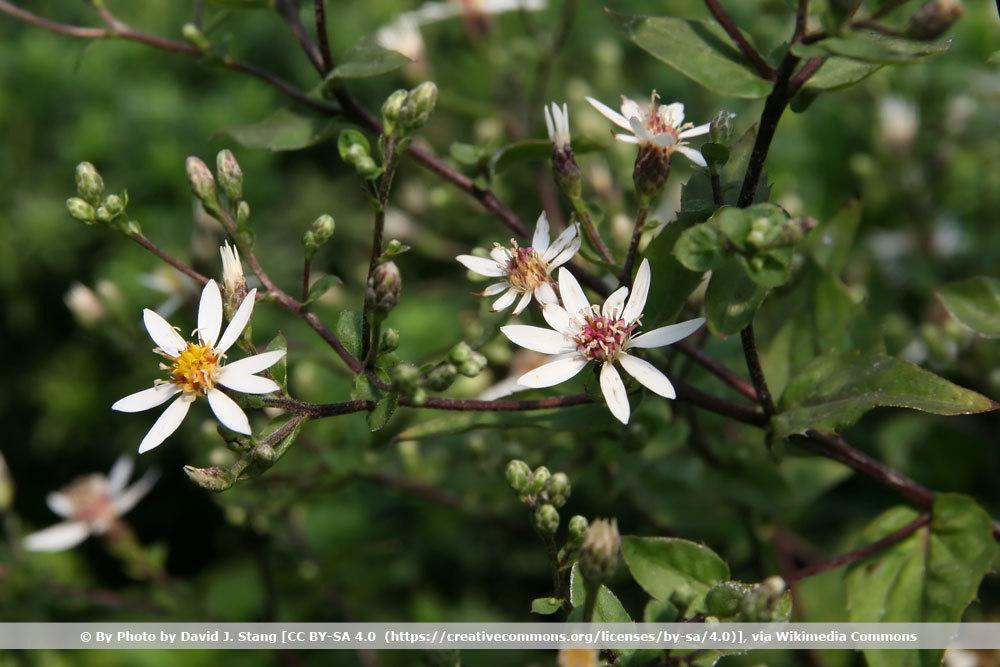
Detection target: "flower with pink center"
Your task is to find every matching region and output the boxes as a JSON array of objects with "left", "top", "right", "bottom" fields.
[
  {"left": 586, "top": 91, "right": 711, "bottom": 167},
  {"left": 23, "top": 457, "right": 157, "bottom": 552},
  {"left": 456, "top": 212, "right": 580, "bottom": 315},
  {"left": 500, "top": 259, "right": 705, "bottom": 424}
]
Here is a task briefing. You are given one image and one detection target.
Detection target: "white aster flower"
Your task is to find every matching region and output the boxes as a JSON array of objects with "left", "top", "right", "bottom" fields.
[
  {"left": 544, "top": 101, "right": 571, "bottom": 149},
  {"left": 456, "top": 212, "right": 580, "bottom": 315},
  {"left": 586, "top": 91, "right": 711, "bottom": 167},
  {"left": 500, "top": 259, "right": 705, "bottom": 424},
  {"left": 23, "top": 457, "right": 157, "bottom": 552},
  {"left": 112, "top": 278, "right": 286, "bottom": 453},
  {"left": 219, "top": 241, "right": 244, "bottom": 297}
]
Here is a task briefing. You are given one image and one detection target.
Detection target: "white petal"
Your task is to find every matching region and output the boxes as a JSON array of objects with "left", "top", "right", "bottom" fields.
[
  {"left": 138, "top": 396, "right": 192, "bottom": 454},
  {"left": 492, "top": 288, "right": 518, "bottom": 311},
  {"left": 106, "top": 456, "right": 133, "bottom": 495},
  {"left": 197, "top": 280, "right": 223, "bottom": 347},
  {"left": 46, "top": 492, "right": 74, "bottom": 518},
  {"left": 675, "top": 145, "right": 708, "bottom": 168},
  {"left": 557, "top": 268, "right": 590, "bottom": 315},
  {"left": 602, "top": 286, "right": 629, "bottom": 319},
  {"left": 215, "top": 288, "right": 257, "bottom": 355},
  {"left": 653, "top": 133, "right": 678, "bottom": 148},
  {"left": 112, "top": 384, "right": 180, "bottom": 413},
  {"left": 457, "top": 254, "right": 506, "bottom": 278},
  {"left": 615, "top": 133, "right": 641, "bottom": 144},
  {"left": 619, "top": 354, "right": 676, "bottom": 399},
  {"left": 622, "top": 258, "right": 651, "bottom": 324},
  {"left": 489, "top": 245, "right": 510, "bottom": 263},
  {"left": 142, "top": 309, "right": 185, "bottom": 356},
  {"left": 501, "top": 325, "right": 574, "bottom": 354},
  {"left": 542, "top": 224, "right": 580, "bottom": 264},
  {"left": 512, "top": 291, "right": 533, "bottom": 315},
  {"left": 517, "top": 354, "right": 588, "bottom": 388},
  {"left": 220, "top": 349, "right": 286, "bottom": 378},
  {"left": 113, "top": 469, "right": 159, "bottom": 516},
  {"left": 544, "top": 104, "right": 555, "bottom": 142},
  {"left": 532, "top": 211, "right": 551, "bottom": 253},
  {"left": 541, "top": 302, "right": 575, "bottom": 335},
  {"left": 218, "top": 372, "right": 281, "bottom": 394},
  {"left": 600, "top": 362, "right": 630, "bottom": 424},
  {"left": 534, "top": 282, "right": 558, "bottom": 305},
  {"left": 548, "top": 233, "right": 582, "bottom": 270},
  {"left": 628, "top": 317, "right": 706, "bottom": 349},
  {"left": 23, "top": 521, "right": 90, "bottom": 552},
  {"left": 661, "top": 102, "right": 685, "bottom": 126},
  {"left": 628, "top": 116, "right": 652, "bottom": 142},
  {"left": 620, "top": 96, "right": 643, "bottom": 122},
  {"left": 586, "top": 96, "right": 632, "bottom": 131},
  {"left": 207, "top": 388, "right": 251, "bottom": 435},
  {"left": 481, "top": 282, "right": 509, "bottom": 297},
  {"left": 679, "top": 122, "right": 711, "bottom": 139}
]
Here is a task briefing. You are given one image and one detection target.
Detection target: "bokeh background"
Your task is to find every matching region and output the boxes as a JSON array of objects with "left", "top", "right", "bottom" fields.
[{"left": 0, "top": 1, "right": 998, "bottom": 665}]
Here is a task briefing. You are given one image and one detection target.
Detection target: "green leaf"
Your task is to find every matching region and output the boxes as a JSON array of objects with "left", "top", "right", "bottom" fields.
[
  {"left": 846, "top": 495, "right": 998, "bottom": 667},
  {"left": 774, "top": 352, "right": 999, "bottom": 438},
  {"left": 336, "top": 310, "right": 364, "bottom": 359},
  {"left": 367, "top": 393, "right": 399, "bottom": 432},
  {"left": 337, "top": 128, "right": 371, "bottom": 159},
  {"left": 619, "top": 536, "right": 729, "bottom": 613},
  {"left": 393, "top": 404, "right": 608, "bottom": 441},
  {"left": 530, "top": 597, "right": 562, "bottom": 615},
  {"left": 791, "top": 30, "right": 951, "bottom": 64},
  {"left": 226, "top": 108, "right": 333, "bottom": 151},
  {"left": 705, "top": 258, "right": 768, "bottom": 336},
  {"left": 936, "top": 277, "right": 1000, "bottom": 338},
  {"left": 801, "top": 57, "right": 881, "bottom": 91},
  {"left": 568, "top": 564, "right": 632, "bottom": 622},
  {"left": 617, "top": 14, "right": 773, "bottom": 98},
  {"left": 674, "top": 223, "right": 723, "bottom": 272},
  {"left": 206, "top": 0, "right": 273, "bottom": 8},
  {"left": 805, "top": 198, "right": 861, "bottom": 274},
  {"left": 265, "top": 332, "right": 287, "bottom": 394},
  {"left": 643, "top": 223, "right": 705, "bottom": 327},
  {"left": 325, "top": 36, "right": 410, "bottom": 82},
  {"left": 304, "top": 274, "right": 344, "bottom": 306}
]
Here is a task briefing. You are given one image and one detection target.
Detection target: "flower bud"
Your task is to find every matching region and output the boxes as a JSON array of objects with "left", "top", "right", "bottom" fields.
[
  {"left": 534, "top": 504, "right": 560, "bottom": 535},
  {"left": 237, "top": 200, "right": 251, "bottom": 226},
  {"left": 425, "top": 362, "right": 457, "bottom": 391},
  {"left": 457, "top": 357, "right": 485, "bottom": 378},
  {"left": 399, "top": 81, "right": 438, "bottom": 131},
  {"left": 66, "top": 197, "right": 96, "bottom": 223},
  {"left": 705, "top": 581, "right": 749, "bottom": 618},
  {"left": 740, "top": 576, "right": 789, "bottom": 622},
  {"left": 709, "top": 110, "right": 736, "bottom": 144},
  {"left": 907, "top": 0, "right": 963, "bottom": 40},
  {"left": 310, "top": 214, "right": 336, "bottom": 245},
  {"left": 95, "top": 206, "right": 113, "bottom": 224},
  {"left": 579, "top": 518, "right": 620, "bottom": 584},
  {"left": 529, "top": 466, "right": 551, "bottom": 495},
  {"left": 449, "top": 341, "right": 473, "bottom": 364},
  {"left": 633, "top": 146, "right": 671, "bottom": 204},
  {"left": 381, "top": 328, "right": 400, "bottom": 352},
  {"left": 103, "top": 194, "right": 125, "bottom": 217},
  {"left": 545, "top": 472, "right": 571, "bottom": 508},
  {"left": 367, "top": 261, "right": 402, "bottom": 315},
  {"left": 410, "top": 387, "right": 427, "bottom": 406},
  {"left": 382, "top": 89, "right": 408, "bottom": 134},
  {"left": 391, "top": 362, "right": 421, "bottom": 392},
  {"left": 216, "top": 149, "right": 244, "bottom": 202},
  {"left": 75, "top": 162, "right": 104, "bottom": 204},
  {"left": 567, "top": 515, "right": 588, "bottom": 546},
  {"left": 183, "top": 465, "right": 235, "bottom": 492},
  {"left": 553, "top": 147, "right": 582, "bottom": 200},
  {"left": 505, "top": 459, "right": 531, "bottom": 494},
  {"left": 219, "top": 241, "right": 247, "bottom": 314},
  {"left": 181, "top": 23, "right": 211, "bottom": 51},
  {"left": 186, "top": 157, "right": 219, "bottom": 210}
]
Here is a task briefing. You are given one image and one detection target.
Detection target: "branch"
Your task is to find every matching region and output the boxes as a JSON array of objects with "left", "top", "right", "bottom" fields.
[
  {"left": 703, "top": 0, "right": 776, "bottom": 80},
  {"left": 740, "top": 325, "right": 776, "bottom": 415},
  {"left": 620, "top": 206, "right": 649, "bottom": 286},
  {"left": 127, "top": 231, "right": 208, "bottom": 285},
  {"left": 313, "top": 0, "right": 332, "bottom": 72}
]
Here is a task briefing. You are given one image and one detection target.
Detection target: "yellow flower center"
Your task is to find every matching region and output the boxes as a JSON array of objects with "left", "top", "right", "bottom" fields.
[
  {"left": 168, "top": 342, "right": 220, "bottom": 395},
  {"left": 505, "top": 243, "right": 549, "bottom": 293}
]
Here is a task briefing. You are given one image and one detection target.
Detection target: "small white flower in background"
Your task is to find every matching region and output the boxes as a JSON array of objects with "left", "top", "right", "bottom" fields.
[
  {"left": 586, "top": 91, "right": 710, "bottom": 167},
  {"left": 456, "top": 212, "right": 580, "bottom": 315},
  {"left": 113, "top": 270, "right": 286, "bottom": 453},
  {"left": 501, "top": 259, "right": 704, "bottom": 424},
  {"left": 23, "top": 457, "right": 157, "bottom": 552},
  {"left": 878, "top": 95, "right": 919, "bottom": 151},
  {"left": 138, "top": 266, "right": 199, "bottom": 318},
  {"left": 376, "top": 12, "right": 426, "bottom": 63},
  {"left": 64, "top": 282, "right": 106, "bottom": 327},
  {"left": 544, "top": 102, "right": 571, "bottom": 149}
]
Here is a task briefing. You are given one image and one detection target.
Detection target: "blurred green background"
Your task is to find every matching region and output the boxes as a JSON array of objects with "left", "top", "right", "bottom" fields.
[{"left": 0, "top": 1, "right": 998, "bottom": 665}]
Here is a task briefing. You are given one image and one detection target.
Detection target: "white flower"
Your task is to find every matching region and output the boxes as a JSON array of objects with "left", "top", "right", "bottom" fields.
[
  {"left": 219, "top": 240, "right": 244, "bottom": 298},
  {"left": 376, "top": 12, "right": 426, "bottom": 63},
  {"left": 500, "top": 259, "right": 705, "bottom": 424},
  {"left": 456, "top": 212, "right": 580, "bottom": 315},
  {"left": 544, "top": 102, "right": 571, "bottom": 149},
  {"left": 64, "top": 282, "right": 105, "bottom": 326},
  {"left": 23, "top": 457, "right": 157, "bottom": 552},
  {"left": 112, "top": 278, "right": 285, "bottom": 453},
  {"left": 138, "top": 266, "right": 199, "bottom": 318},
  {"left": 586, "top": 91, "right": 710, "bottom": 167}
]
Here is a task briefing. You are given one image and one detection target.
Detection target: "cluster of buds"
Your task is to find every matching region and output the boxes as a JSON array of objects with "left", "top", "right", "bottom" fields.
[
  {"left": 746, "top": 214, "right": 818, "bottom": 251},
  {"left": 907, "top": 0, "right": 963, "bottom": 40},
  {"left": 390, "top": 340, "right": 486, "bottom": 400},
  {"left": 303, "top": 214, "right": 336, "bottom": 260},
  {"left": 367, "top": 261, "right": 402, "bottom": 317},
  {"left": 578, "top": 518, "right": 620, "bottom": 584},
  {"left": 505, "top": 460, "right": 575, "bottom": 537},
  {"left": 448, "top": 342, "right": 488, "bottom": 379},
  {"left": 186, "top": 151, "right": 251, "bottom": 239},
  {"left": 704, "top": 576, "right": 789, "bottom": 621},
  {"left": 382, "top": 81, "right": 439, "bottom": 137},
  {"left": 338, "top": 129, "right": 383, "bottom": 180},
  {"left": 66, "top": 162, "right": 137, "bottom": 234}
]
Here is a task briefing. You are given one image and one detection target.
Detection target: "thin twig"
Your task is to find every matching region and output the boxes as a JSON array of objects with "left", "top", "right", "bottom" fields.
[
  {"left": 740, "top": 325, "right": 776, "bottom": 415},
  {"left": 621, "top": 206, "right": 649, "bottom": 286},
  {"left": 313, "top": 0, "right": 332, "bottom": 72},
  {"left": 703, "top": 0, "right": 776, "bottom": 80},
  {"left": 127, "top": 232, "right": 208, "bottom": 285}
]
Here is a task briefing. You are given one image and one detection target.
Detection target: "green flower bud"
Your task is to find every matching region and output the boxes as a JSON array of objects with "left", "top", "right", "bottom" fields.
[
  {"left": 534, "top": 504, "right": 560, "bottom": 536},
  {"left": 216, "top": 149, "right": 244, "bottom": 202},
  {"left": 382, "top": 89, "right": 408, "bottom": 134},
  {"left": 400, "top": 81, "right": 438, "bottom": 131},
  {"left": 449, "top": 342, "right": 473, "bottom": 364},
  {"left": 567, "top": 515, "right": 588, "bottom": 545},
  {"left": 181, "top": 22, "right": 211, "bottom": 51},
  {"left": 705, "top": 581, "right": 749, "bottom": 618},
  {"left": 367, "top": 261, "right": 402, "bottom": 315},
  {"left": 907, "top": 0, "right": 963, "bottom": 40},
  {"left": 311, "top": 214, "right": 335, "bottom": 245},
  {"left": 425, "top": 363, "right": 458, "bottom": 391},
  {"left": 410, "top": 387, "right": 428, "bottom": 406},
  {"left": 103, "top": 194, "right": 125, "bottom": 217},
  {"left": 505, "top": 459, "right": 532, "bottom": 494},
  {"left": 385, "top": 239, "right": 405, "bottom": 255},
  {"left": 66, "top": 197, "right": 96, "bottom": 223},
  {"left": 579, "top": 518, "right": 620, "bottom": 584},
  {"left": 186, "top": 156, "right": 219, "bottom": 210},
  {"left": 237, "top": 200, "right": 251, "bottom": 225},
  {"left": 381, "top": 328, "right": 400, "bottom": 352},
  {"left": 183, "top": 465, "right": 235, "bottom": 492},
  {"left": 75, "top": 162, "right": 104, "bottom": 205},
  {"left": 709, "top": 110, "right": 736, "bottom": 144},
  {"left": 529, "top": 466, "right": 551, "bottom": 495},
  {"left": 391, "top": 362, "right": 421, "bottom": 391},
  {"left": 95, "top": 206, "right": 113, "bottom": 224},
  {"left": 457, "top": 359, "right": 484, "bottom": 378},
  {"left": 545, "top": 472, "right": 571, "bottom": 508},
  {"left": 740, "top": 576, "right": 788, "bottom": 622}
]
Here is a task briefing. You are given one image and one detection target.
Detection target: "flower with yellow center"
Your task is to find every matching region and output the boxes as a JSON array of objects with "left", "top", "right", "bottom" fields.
[
  {"left": 112, "top": 274, "right": 285, "bottom": 453},
  {"left": 23, "top": 457, "right": 157, "bottom": 552},
  {"left": 456, "top": 212, "right": 580, "bottom": 315}
]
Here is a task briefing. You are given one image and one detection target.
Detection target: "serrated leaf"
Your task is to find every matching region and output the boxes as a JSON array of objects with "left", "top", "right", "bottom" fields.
[
  {"left": 936, "top": 277, "right": 1000, "bottom": 338},
  {"left": 225, "top": 108, "right": 333, "bottom": 151},
  {"left": 774, "top": 352, "right": 999, "bottom": 438},
  {"left": 617, "top": 14, "right": 773, "bottom": 99},
  {"left": 792, "top": 30, "right": 951, "bottom": 64},
  {"left": 336, "top": 310, "right": 364, "bottom": 359},
  {"left": 325, "top": 35, "right": 410, "bottom": 81},
  {"left": 846, "top": 495, "right": 998, "bottom": 667},
  {"left": 367, "top": 393, "right": 399, "bottom": 432},
  {"left": 304, "top": 274, "right": 343, "bottom": 306},
  {"left": 705, "top": 258, "right": 768, "bottom": 336},
  {"left": 265, "top": 332, "right": 287, "bottom": 393},
  {"left": 619, "top": 536, "right": 729, "bottom": 613},
  {"left": 530, "top": 597, "right": 562, "bottom": 615},
  {"left": 568, "top": 564, "right": 632, "bottom": 622}
]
